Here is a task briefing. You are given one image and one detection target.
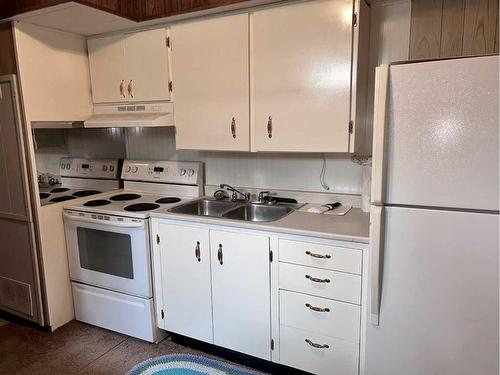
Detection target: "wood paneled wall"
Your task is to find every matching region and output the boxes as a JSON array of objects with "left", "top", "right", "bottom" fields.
[
  {"left": 410, "top": 0, "right": 499, "bottom": 59},
  {"left": 0, "top": 23, "right": 17, "bottom": 75},
  {"left": 0, "top": 0, "right": 254, "bottom": 21}
]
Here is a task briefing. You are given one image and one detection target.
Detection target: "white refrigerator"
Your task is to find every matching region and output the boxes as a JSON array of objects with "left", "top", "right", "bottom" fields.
[{"left": 366, "top": 55, "right": 499, "bottom": 375}]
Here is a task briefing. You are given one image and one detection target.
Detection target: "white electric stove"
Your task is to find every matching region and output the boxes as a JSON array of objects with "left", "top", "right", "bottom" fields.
[
  {"left": 39, "top": 158, "right": 121, "bottom": 205},
  {"left": 63, "top": 160, "right": 204, "bottom": 342}
]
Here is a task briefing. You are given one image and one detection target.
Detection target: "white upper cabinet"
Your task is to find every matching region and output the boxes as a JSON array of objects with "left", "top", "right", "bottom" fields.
[
  {"left": 252, "top": 0, "right": 356, "bottom": 152},
  {"left": 88, "top": 28, "right": 171, "bottom": 104},
  {"left": 124, "top": 28, "right": 171, "bottom": 102},
  {"left": 171, "top": 14, "right": 250, "bottom": 151}
]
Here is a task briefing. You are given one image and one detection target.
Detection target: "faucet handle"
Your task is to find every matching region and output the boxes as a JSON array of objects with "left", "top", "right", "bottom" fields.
[{"left": 258, "top": 191, "right": 272, "bottom": 202}]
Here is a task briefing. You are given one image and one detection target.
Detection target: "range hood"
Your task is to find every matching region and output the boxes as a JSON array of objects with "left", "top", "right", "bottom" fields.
[{"left": 84, "top": 102, "right": 174, "bottom": 128}]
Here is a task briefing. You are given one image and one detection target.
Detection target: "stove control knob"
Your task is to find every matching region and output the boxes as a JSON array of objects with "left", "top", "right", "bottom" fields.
[
  {"left": 132, "top": 166, "right": 138, "bottom": 173},
  {"left": 109, "top": 165, "right": 115, "bottom": 172},
  {"left": 66, "top": 163, "right": 71, "bottom": 169},
  {"left": 61, "top": 164, "right": 66, "bottom": 169},
  {"left": 125, "top": 166, "right": 131, "bottom": 173},
  {"left": 187, "top": 169, "right": 195, "bottom": 177},
  {"left": 179, "top": 168, "right": 186, "bottom": 176},
  {"left": 102, "top": 165, "right": 108, "bottom": 172}
]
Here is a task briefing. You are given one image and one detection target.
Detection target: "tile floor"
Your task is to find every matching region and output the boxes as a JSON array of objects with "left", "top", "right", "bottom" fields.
[{"left": 0, "top": 320, "right": 276, "bottom": 375}]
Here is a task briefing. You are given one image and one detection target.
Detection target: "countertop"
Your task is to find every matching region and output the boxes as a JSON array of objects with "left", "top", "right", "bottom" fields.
[{"left": 151, "top": 207, "right": 370, "bottom": 244}]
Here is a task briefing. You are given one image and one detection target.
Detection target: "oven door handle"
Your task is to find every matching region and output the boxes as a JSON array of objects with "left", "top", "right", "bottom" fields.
[{"left": 63, "top": 212, "right": 145, "bottom": 228}]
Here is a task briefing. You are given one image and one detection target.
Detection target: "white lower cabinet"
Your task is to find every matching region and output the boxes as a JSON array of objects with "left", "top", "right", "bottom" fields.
[
  {"left": 153, "top": 221, "right": 271, "bottom": 360},
  {"left": 210, "top": 230, "right": 271, "bottom": 360},
  {"left": 280, "top": 325, "right": 359, "bottom": 375},
  {"left": 152, "top": 220, "right": 365, "bottom": 375},
  {"left": 156, "top": 223, "right": 213, "bottom": 343}
]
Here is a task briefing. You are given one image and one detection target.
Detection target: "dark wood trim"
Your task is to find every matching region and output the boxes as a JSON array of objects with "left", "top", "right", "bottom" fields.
[
  {"left": 0, "top": 0, "right": 256, "bottom": 23},
  {"left": 0, "top": 23, "right": 17, "bottom": 75}
]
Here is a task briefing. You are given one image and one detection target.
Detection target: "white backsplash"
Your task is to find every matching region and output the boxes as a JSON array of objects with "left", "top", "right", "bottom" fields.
[{"left": 125, "top": 127, "right": 363, "bottom": 195}]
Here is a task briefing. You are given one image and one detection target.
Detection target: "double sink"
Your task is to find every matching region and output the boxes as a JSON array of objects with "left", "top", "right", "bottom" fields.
[{"left": 169, "top": 198, "right": 297, "bottom": 222}]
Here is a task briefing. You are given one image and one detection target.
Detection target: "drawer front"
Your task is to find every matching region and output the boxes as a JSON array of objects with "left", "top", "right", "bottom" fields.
[
  {"left": 279, "top": 263, "right": 361, "bottom": 304},
  {"left": 280, "top": 325, "right": 359, "bottom": 375},
  {"left": 280, "top": 290, "right": 360, "bottom": 343},
  {"left": 279, "top": 239, "right": 362, "bottom": 274}
]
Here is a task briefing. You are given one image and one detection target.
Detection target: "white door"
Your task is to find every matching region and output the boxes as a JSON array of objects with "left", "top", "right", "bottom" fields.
[
  {"left": 374, "top": 56, "right": 499, "bottom": 210},
  {"left": 125, "top": 28, "right": 170, "bottom": 102},
  {"left": 210, "top": 230, "right": 271, "bottom": 360},
  {"left": 366, "top": 206, "right": 499, "bottom": 375},
  {"left": 87, "top": 34, "right": 127, "bottom": 103},
  {"left": 171, "top": 14, "right": 250, "bottom": 151},
  {"left": 252, "top": 0, "right": 354, "bottom": 152},
  {"left": 158, "top": 223, "right": 213, "bottom": 343},
  {"left": 63, "top": 213, "right": 152, "bottom": 298}
]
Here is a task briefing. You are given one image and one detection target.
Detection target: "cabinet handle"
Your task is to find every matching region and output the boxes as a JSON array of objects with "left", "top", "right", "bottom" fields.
[
  {"left": 305, "top": 275, "right": 330, "bottom": 283},
  {"left": 305, "top": 339, "right": 330, "bottom": 349},
  {"left": 195, "top": 241, "right": 201, "bottom": 262},
  {"left": 231, "top": 117, "right": 236, "bottom": 139},
  {"left": 119, "top": 80, "right": 125, "bottom": 98},
  {"left": 217, "top": 244, "right": 223, "bottom": 265},
  {"left": 267, "top": 116, "right": 273, "bottom": 138},
  {"left": 128, "top": 80, "right": 134, "bottom": 98},
  {"left": 305, "top": 251, "right": 331, "bottom": 259},
  {"left": 305, "top": 303, "right": 330, "bottom": 313}
]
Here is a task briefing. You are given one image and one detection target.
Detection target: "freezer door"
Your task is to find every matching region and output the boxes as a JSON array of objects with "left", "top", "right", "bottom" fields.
[
  {"left": 365, "top": 206, "right": 499, "bottom": 375},
  {"left": 373, "top": 55, "right": 499, "bottom": 211}
]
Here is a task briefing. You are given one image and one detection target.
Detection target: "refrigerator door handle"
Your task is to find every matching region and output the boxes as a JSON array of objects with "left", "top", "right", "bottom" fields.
[
  {"left": 370, "top": 205, "right": 384, "bottom": 326},
  {"left": 371, "top": 65, "right": 389, "bottom": 205}
]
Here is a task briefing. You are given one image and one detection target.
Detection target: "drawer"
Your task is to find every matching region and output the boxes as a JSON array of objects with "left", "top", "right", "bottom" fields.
[
  {"left": 279, "top": 263, "right": 361, "bottom": 305},
  {"left": 280, "top": 325, "right": 359, "bottom": 375},
  {"left": 279, "top": 239, "right": 362, "bottom": 274},
  {"left": 280, "top": 290, "right": 360, "bottom": 343}
]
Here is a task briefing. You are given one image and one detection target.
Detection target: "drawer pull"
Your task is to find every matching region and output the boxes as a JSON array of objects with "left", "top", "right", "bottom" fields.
[
  {"left": 305, "top": 251, "right": 331, "bottom": 259},
  {"left": 305, "top": 339, "right": 330, "bottom": 349},
  {"left": 305, "top": 303, "right": 330, "bottom": 313},
  {"left": 305, "top": 275, "right": 330, "bottom": 283}
]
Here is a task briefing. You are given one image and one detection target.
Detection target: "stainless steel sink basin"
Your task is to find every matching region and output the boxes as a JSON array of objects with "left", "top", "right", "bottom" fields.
[
  {"left": 169, "top": 198, "right": 295, "bottom": 222},
  {"left": 169, "top": 199, "right": 239, "bottom": 217},
  {"left": 222, "top": 204, "right": 294, "bottom": 222}
]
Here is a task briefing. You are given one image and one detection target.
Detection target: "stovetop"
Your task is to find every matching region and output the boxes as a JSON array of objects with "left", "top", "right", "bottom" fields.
[
  {"left": 64, "top": 189, "right": 193, "bottom": 219},
  {"left": 38, "top": 185, "right": 117, "bottom": 206}
]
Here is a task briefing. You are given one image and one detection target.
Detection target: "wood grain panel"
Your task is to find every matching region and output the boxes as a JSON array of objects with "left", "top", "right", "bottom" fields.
[
  {"left": 0, "top": 24, "right": 17, "bottom": 75},
  {"left": 440, "top": 0, "right": 465, "bottom": 57},
  {"left": 463, "top": 0, "right": 499, "bottom": 55},
  {"left": 409, "top": 0, "right": 443, "bottom": 59}
]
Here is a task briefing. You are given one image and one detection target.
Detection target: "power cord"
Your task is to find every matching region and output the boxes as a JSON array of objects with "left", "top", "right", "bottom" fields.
[{"left": 320, "top": 153, "right": 330, "bottom": 191}]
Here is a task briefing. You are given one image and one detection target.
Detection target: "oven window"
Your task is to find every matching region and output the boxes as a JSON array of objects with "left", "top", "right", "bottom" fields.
[{"left": 77, "top": 227, "right": 134, "bottom": 279}]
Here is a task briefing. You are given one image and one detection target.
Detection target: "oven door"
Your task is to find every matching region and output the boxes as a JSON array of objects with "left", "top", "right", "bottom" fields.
[{"left": 63, "top": 211, "right": 152, "bottom": 298}]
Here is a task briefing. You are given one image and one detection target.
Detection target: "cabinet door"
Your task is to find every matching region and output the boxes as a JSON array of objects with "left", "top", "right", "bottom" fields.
[
  {"left": 87, "top": 34, "right": 126, "bottom": 103},
  {"left": 252, "top": 0, "right": 353, "bottom": 152},
  {"left": 171, "top": 14, "right": 250, "bottom": 151},
  {"left": 158, "top": 223, "right": 213, "bottom": 343},
  {"left": 210, "top": 230, "right": 271, "bottom": 360},
  {"left": 125, "top": 28, "right": 170, "bottom": 102}
]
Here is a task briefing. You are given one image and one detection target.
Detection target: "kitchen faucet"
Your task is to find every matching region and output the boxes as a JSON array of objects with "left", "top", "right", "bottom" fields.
[{"left": 219, "top": 184, "right": 251, "bottom": 201}]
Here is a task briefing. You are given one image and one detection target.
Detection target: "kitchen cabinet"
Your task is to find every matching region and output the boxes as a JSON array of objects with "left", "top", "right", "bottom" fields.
[
  {"left": 155, "top": 223, "right": 213, "bottom": 343},
  {"left": 252, "top": 0, "right": 358, "bottom": 152},
  {"left": 170, "top": 0, "right": 368, "bottom": 153},
  {"left": 277, "top": 238, "right": 364, "bottom": 375},
  {"left": 210, "top": 230, "right": 271, "bottom": 360},
  {"left": 171, "top": 13, "right": 250, "bottom": 151},
  {"left": 87, "top": 28, "right": 170, "bottom": 104},
  {"left": 153, "top": 222, "right": 271, "bottom": 359}
]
